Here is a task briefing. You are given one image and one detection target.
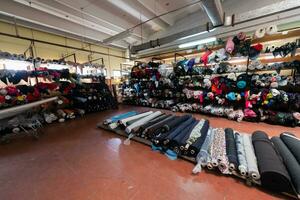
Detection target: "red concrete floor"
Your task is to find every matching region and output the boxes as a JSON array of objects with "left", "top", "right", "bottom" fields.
[{"left": 0, "top": 105, "right": 299, "bottom": 200}]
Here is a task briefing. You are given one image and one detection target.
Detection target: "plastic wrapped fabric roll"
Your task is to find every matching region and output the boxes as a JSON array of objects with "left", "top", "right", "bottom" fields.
[
  {"left": 243, "top": 134, "right": 260, "bottom": 180},
  {"left": 192, "top": 128, "right": 214, "bottom": 174},
  {"left": 119, "top": 111, "right": 153, "bottom": 125},
  {"left": 235, "top": 132, "right": 248, "bottom": 176},
  {"left": 161, "top": 116, "right": 194, "bottom": 146},
  {"left": 271, "top": 136, "right": 300, "bottom": 195},
  {"left": 186, "top": 120, "right": 210, "bottom": 157},
  {"left": 104, "top": 111, "right": 137, "bottom": 124},
  {"left": 225, "top": 128, "right": 239, "bottom": 171},
  {"left": 143, "top": 115, "right": 176, "bottom": 139},
  {"left": 125, "top": 111, "right": 162, "bottom": 134},
  {"left": 280, "top": 133, "right": 300, "bottom": 164},
  {"left": 161, "top": 114, "right": 192, "bottom": 132},
  {"left": 252, "top": 131, "right": 294, "bottom": 193},
  {"left": 168, "top": 120, "right": 198, "bottom": 154}
]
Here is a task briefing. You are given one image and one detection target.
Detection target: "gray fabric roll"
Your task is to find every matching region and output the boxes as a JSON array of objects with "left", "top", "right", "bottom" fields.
[
  {"left": 192, "top": 128, "right": 213, "bottom": 174},
  {"left": 243, "top": 134, "right": 260, "bottom": 180},
  {"left": 235, "top": 132, "right": 248, "bottom": 176},
  {"left": 125, "top": 111, "right": 162, "bottom": 133}
]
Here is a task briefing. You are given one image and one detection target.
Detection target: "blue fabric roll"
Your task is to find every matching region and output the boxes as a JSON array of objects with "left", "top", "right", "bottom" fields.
[{"left": 104, "top": 111, "right": 137, "bottom": 124}]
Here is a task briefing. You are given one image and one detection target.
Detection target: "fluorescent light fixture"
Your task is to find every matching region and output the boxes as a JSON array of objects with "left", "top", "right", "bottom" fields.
[
  {"left": 178, "top": 28, "right": 216, "bottom": 41},
  {"left": 178, "top": 37, "right": 217, "bottom": 48}
]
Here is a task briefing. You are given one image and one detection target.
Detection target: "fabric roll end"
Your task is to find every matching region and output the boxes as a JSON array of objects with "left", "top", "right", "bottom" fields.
[
  {"left": 229, "top": 163, "right": 236, "bottom": 171},
  {"left": 192, "top": 163, "right": 202, "bottom": 174}
]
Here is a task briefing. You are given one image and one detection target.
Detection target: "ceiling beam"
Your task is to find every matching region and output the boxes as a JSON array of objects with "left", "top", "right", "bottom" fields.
[{"left": 0, "top": 0, "right": 129, "bottom": 48}]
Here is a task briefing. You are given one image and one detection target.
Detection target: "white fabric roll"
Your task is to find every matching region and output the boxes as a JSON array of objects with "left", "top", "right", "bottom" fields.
[
  {"left": 125, "top": 111, "right": 162, "bottom": 133},
  {"left": 255, "top": 28, "right": 266, "bottom": 38},
  {"left": 266, "top": 25, "right": 278, "bottom": 35},
  {"left": 242, "top": 134, "right": 260, "bottom": 180},
  {"left": 119, "top": 111, "right": 153, "bottom": 125}
]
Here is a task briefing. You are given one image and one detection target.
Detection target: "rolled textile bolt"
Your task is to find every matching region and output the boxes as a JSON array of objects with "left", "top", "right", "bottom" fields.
[
  {"left": 12, "top": 127, "right": 20, "bottom": 133},
  {"left": 252, "top": 173, "right": 259, "bottom": 180},
  {"left": 180, "top": 146, "right": 185, "bottom": 151},
  {"left": 163, "top": 139, "right": 170, "bottom": 145},
  {"left": 239, "top": 166, "right": 247, "bottom": 176},
  {"left": 207, "top": 162, "right": 214, "bottom": 170},
  {"left": 184, "top": 143, "right": 190, "bottom": 150},
  {"left": 190, "top": 149, "right": 195, "bottom": 155},
  {"left": 229, "top": 163, "right": 236, "bottom": 171},
  {"left": 219, "top": 163, "right": 226, "bottom": 172},
  {"left": 174, "top": 147, "right": 180, "bottom": 154},
  {"left": 212, "top": 159, "right": 218, "bottom": 167}
]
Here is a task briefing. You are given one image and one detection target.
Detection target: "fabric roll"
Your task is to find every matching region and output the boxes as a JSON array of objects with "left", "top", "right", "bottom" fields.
[
  {"left": 252, "top": 131, "right": 293, "bottom": 193},
  {"left": 255, "top": 27, "right": 266, "bottom": 38},
  {"left": 144, "top": 115, "right": 177, "bottom": 139},
  {"left": 160, "top": 116, "right": 194, "bottom": 146},
  {"left": 242, "top": 134, "right": 260, "bottom": 180},
  {"left": 152, "top": 117, "right": 187, "bottom": 146},
  {"left": 192, "top": 128, "right": 214, "bottom": 174},
  {"left": 169, "top": 120, "right": 198, "bottom": 154},
  {"left": 126, "top": 116, "right": 146, "bottom": 126},
  {"left": 235, "top": 132, "right": 248, "bottom": 176},
  {"left": 225, "top": 128, "right": 239, "bottom": 171},
  {"left": 266, "top": 25, "right": 278, "bottom": 35},
  {"left": 139, "top": 114, "right": 169, "bottom": 136},
  {"left": 161, "top": 115, "right": 191, "bottom": 132},
  {"left": 210, "top": 128, "right": 230, "bottom": 174},
  {"left": 280, "top": 133, "right": 300, "bottom": 164},
  {"left": 125, "top": 111, "right": 162, "bottom": 134},
  {"left": 207, "top": 128, "right": 219, "bottom": 169},
  {"left": 184, "top": 119, "right": 207, "bottom": 150},
  {"left": 104, "top": 111, "right": 137, "bottom": 124},
  {"left": 186, "top": 120, "right": 210, "bottom": 157},
  {"left": 119, "top": 111, "right": 153, "bottom": 125},
  {"left": 271, "top": 136, "right": 300, "bottom": 195}
]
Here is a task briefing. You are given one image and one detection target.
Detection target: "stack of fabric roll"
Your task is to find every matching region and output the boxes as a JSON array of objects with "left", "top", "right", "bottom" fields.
[{"left": 102, "top": 111, "right": 300, "bottom": 198}]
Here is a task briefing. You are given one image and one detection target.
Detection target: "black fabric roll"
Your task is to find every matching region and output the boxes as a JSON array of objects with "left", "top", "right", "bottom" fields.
[
  {"left": 169, "top": 120, "right": 198, "bottom": 154},
  {"left": 138, "top": 114, "right": 169, "bottom": 132},
  {"left": 280, "top": 133, "right": 300, "bottom": 164},
  {"left": 252, "top": 131, "right": 294, "bottom": 193},
  {"left": 162, "top": 116, "right": 195, "bottom": 146},
  {"left": 153, "top": 115, "right": 192, "bottom": 146},
  {"left": 225, "top": 128, "right": 239, "bottom": 170},
  {"left": 161, "top": 115, "right": 192, "bottom": 132},
  {"left": 144, "top": 115, "right": 176, "bottom": 139},
  {"left": 186, "top": 120, "right": 210, "bottom": 157},
  {"left": 271, "top": 136, "right": 300, "bottom": 195}
]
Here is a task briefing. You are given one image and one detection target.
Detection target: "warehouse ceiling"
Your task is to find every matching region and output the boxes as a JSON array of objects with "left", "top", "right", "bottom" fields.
[{"left": 0, "top": 0, "right": 299, "bottom": 53}]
